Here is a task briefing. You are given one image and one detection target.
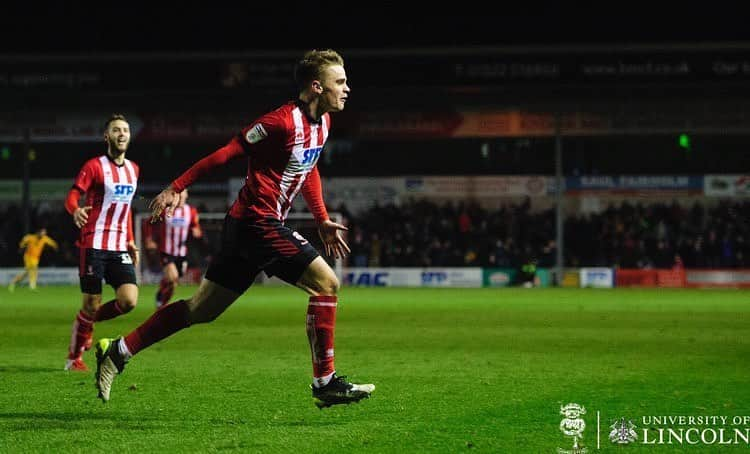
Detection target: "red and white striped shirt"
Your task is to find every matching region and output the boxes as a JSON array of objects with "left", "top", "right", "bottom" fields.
[
  {"left": 69, "top": 155, "right": 139, "bottom": 251},
  {"left": 171, "top": 100, "right": 329, "bottom": 224},
  {"left": 233, "top": 100, "right": 329, "bottom": 221},
  {"left": 156, "top": 203, "right": 199, "bottom": 257}
]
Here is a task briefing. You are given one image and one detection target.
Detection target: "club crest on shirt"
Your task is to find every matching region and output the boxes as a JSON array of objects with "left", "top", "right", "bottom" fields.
[{"left": 245, "top": 124, "right": 268, "bottom": 144}]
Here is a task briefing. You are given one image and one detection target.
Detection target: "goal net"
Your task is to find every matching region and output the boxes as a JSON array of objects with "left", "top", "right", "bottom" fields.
[{"left": 135, "top": 211, "right": 343, "bottom": 286}]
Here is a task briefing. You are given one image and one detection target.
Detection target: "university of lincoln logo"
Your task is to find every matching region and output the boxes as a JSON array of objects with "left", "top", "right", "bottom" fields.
[
  {"left": 609, "top": 417, "right": 637, "bottom": 444},
  {"left": 558, "top": 403, "right": 587, "bottom": 454}
]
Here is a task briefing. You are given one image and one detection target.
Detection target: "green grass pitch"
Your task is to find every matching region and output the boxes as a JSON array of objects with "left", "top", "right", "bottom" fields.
[{"left": 0, "top": 285, "right": 748, "bottom": 453}]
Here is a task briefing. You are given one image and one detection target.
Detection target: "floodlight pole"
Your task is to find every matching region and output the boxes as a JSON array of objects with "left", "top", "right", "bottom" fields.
[
  {"left": 554, "top": 113, "right": 564, "bottom": 286},
  {"left": 22, "top": 127, "right": 31, "bottom": 234}
]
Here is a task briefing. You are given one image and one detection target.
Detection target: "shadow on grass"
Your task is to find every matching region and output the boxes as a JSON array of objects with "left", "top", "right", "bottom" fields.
[
  {"left": 0, "top": 365, "right": 60, "bottom": 373},
  {"left": 0, "top": 411, "right": 163, "bottom": 431},
  {"left": 274, "top": 418, "right": 341, "bottom": 427}
]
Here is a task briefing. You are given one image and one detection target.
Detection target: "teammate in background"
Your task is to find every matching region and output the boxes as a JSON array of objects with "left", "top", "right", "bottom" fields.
[
  {"left": 147, "top": 189, "right": 202, "bottom": 309},
  {"left": 8, "top": 228, "right": 59, "bottom": 292},
  {"left": 63, "top": 114, "right": 140, "bottom": 372},
  {"left": 94, "top": 49, "right": 375, "bottom": 408}
]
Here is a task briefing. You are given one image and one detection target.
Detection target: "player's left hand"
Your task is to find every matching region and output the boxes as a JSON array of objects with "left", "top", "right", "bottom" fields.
[
  {"left": 127, "top": 241, "right": 140, "bottom": 267},
  {"left": 317, "top": 219, "right": 350, "bottom": 259}
]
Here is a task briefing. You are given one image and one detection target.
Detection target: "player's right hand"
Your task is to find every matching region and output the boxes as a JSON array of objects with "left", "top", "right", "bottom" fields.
[
  {"left": 317, "top": 219, "right": 351, "bottom": 260},
  {"left": 149, "top": 186, "right": 181, "bottom": 222},
  {"left": 73, "top": 206, "right": 92, "bottom": 228}
]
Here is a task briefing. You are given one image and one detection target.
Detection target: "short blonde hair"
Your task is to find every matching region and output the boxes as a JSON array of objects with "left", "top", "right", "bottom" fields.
[{"left": 294, "top": 49, "right": 344, "bottom": 90}]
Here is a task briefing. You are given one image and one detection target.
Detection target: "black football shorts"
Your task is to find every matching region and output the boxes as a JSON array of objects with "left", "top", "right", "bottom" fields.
[
  {"left": 160, "top": 253, "right": 188, "bottom": 277},
  {"left": 204, "top": 215, "right": 319, "bottom": 293},
  {"left": 79, "top": 248, "right": 137, "bottom": 294}
]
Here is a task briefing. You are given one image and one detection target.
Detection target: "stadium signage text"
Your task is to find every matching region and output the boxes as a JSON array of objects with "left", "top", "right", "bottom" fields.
[
  {"left": 579, "top": 268, "right": 614, "bottom": 288},
  {"left": 567, "top": 175, "right": 700, "bottom": 191},
  {"left": 345, "top": 272, "right": 389, "bottom": 287},
  {"left": 344, "top": 268, "right": 482, "bottom": 288}
]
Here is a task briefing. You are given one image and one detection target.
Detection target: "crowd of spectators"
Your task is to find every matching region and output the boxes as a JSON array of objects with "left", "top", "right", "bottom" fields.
[
  {"left": 343, "top": 198, "right": 555, "bottom": 269},
  {"left": 565, "top": 199, "right": 749, "bottom": 269},
  {"left": 1, "top": 198, "right": 748, "bottom": 270},
  {"left": 343, "top": 198, "right": 749, "bottom": 270}
]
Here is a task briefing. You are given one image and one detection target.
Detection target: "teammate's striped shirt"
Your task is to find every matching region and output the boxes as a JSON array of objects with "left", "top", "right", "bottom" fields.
[
  {"left": 157, "top": 203, "right": 199, "bottom": 257},
  {"left": 71, "top": 155, "right": 139, "bottom": 251}
]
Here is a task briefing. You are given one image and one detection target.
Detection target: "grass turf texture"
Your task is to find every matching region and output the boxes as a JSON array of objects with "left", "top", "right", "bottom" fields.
[{"left": 0, "top": 285, "right": 748, "bottom": 453}]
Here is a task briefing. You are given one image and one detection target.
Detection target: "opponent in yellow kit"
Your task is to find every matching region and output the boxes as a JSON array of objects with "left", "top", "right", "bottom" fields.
[{"left": 8, "top": 228, "right": 58, "bottom": 291}]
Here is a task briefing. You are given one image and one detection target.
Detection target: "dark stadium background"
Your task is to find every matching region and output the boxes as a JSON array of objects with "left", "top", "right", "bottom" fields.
[
  {"left": 3, "top": 7, "right": 750, "bottom": 275},
  {"left": 3, "top": 6, "right": 749, "bottom": 52},
  {"left": 2, "top": 7, "right": 750, "bottom": 454}
]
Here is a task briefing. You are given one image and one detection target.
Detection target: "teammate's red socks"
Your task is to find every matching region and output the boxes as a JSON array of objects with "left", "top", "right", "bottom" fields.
[
  {"left": 68, "top": 310, "right": 93, "bottom": 359},
  {"left": 68, "top": 299, "right": 133, "bottom": 359},
  {"left": 156, "top": 278, "right": 175, "bottom": 306},
  {"left": 94, "top": 299, "right": 127, "bottom": 322},
  {"left": 123, "top": 299, "right": 191, "bottom": 356},
  {"left": 306, "top": 295, "right": 337, "bottom": 386}
]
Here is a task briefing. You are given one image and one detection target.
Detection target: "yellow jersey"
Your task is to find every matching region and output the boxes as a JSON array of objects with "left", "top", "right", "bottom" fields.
[{"left": 20, "top": 233, "right": 58, "bottom": 261}]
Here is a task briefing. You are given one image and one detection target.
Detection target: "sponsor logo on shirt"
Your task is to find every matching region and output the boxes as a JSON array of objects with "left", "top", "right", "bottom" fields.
[
  {"left": 301, "top": 146, "right": 322, "bottom": 165},
  {"left": 113, "top": 184, "right": 135, "bottom": 202}
]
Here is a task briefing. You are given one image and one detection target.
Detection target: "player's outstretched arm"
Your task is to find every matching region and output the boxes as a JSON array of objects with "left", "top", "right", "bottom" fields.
[
  {"left": 152, "top": 139, "right": 245, "bottom": 222},
  {"left": 317, "top": 220, "right": 350, "bottom": 260}
]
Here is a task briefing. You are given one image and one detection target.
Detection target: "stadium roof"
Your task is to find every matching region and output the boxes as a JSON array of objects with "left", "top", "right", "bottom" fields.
[{"left": 3, "top": 7, "right": 750, "bottom": 54}]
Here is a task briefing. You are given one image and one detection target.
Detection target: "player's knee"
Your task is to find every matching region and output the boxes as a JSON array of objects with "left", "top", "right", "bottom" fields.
[
  {"left": 118, "top": 297, "right": 137, "bottom": 312},
  {"left": 317, "top": 276, "right": 340, "bottom": 296}
]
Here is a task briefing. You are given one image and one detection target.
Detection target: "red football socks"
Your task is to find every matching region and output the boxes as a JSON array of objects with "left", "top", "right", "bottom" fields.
[
  {"left": 306, "top": 295, "right": 337, "bottom": 383},
  {"left": 68, "top": 310, "right": 93, "bottom": 359},
  {"left": 94, "top": 299, "right": 127, "bottom": 322},
  {"left": 123, "top": 299, "right": 191, "bottom": 356},
  {"left": 156, "top": 278, "right": 175, "bottom": 305}
]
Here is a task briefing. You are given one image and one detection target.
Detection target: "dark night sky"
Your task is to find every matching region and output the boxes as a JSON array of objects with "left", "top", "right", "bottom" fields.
[{"left": 3, "top": 4, "right": 749, "bottom": 54}]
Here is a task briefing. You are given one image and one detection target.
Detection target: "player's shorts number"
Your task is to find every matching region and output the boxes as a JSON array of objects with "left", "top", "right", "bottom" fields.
[
  {"left": 120, "top": 253, "right": 133, "bottom": 264},
  {"left": 292, "top": 231, "right": 309, "bottom": 245}
]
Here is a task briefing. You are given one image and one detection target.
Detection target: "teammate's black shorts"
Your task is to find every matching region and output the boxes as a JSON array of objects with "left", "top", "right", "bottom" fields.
[
  {"left": 205, "top": 215, "right": 319, "bottom": 293},
  {"left": 79, "top": 248, "right": 137, "bottom": 294},
  {"left": 160, "top": 253, "right": 188, "bottom": 277}
]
